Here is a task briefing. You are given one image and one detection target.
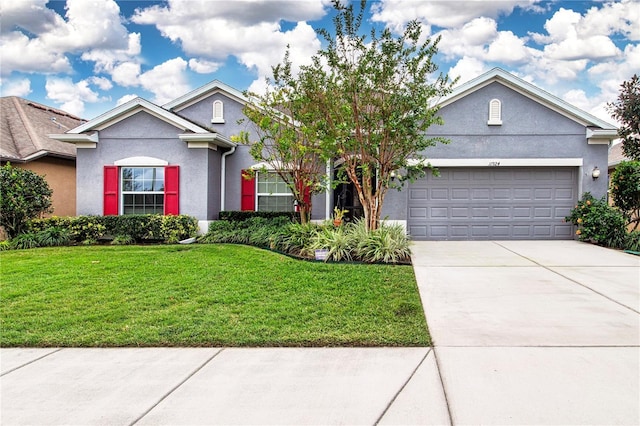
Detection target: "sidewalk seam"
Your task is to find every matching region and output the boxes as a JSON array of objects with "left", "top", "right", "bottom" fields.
[
  {"left": 128, "top": 348, "right": 224, "bottom": 426},
  {"left": 493, "top": 241, "right": 640, "bottom": 314},
  {"left": 432, "top": 347, "right": 455, "bottom": 426},
  {"left": 374, "top": 348, "right": 433, "bottom": 425},
  {"left": 0, "top": 348, "right": 62, "bottom": 377}
]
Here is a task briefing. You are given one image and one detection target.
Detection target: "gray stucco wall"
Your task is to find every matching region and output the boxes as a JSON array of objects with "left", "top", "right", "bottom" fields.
[
  {"left": 176, "top": 92, "right": 328, "bottom": 219},
  {"left": 76, "top": 111, "right": 214, "bottom": 220},
  {"left": 381, "top": 82, "right": 609, "bottom": 221}
]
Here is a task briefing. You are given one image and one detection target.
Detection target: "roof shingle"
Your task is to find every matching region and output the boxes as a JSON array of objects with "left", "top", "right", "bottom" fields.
[{"left": 1, "top": 96, "right": 85, "bottom": 162}]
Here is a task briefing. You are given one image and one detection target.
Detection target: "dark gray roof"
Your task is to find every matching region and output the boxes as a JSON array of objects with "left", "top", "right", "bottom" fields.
[{"left": 1, "top": 96, "right": 85, "bottom": 162}]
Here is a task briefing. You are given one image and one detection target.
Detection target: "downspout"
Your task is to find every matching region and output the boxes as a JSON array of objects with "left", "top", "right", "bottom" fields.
[{"left": 220, "top": 146, "right": 236, "bottom": 212}]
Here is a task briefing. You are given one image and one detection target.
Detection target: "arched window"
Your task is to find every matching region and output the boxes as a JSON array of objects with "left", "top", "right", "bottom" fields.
[
  {"left": 487, "top": 99, "right": 502, "bottom": 125},
  {"left": 212, "top": 100, "right": 224, "bottom": 123}
]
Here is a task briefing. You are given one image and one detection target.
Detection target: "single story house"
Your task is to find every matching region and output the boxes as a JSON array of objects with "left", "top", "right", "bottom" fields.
[
  {"left": 1, "top": 96, "right": 84, "bottom": 217},
  {"left": 51, "top": 68, "right": 617, "bottom": 240}
]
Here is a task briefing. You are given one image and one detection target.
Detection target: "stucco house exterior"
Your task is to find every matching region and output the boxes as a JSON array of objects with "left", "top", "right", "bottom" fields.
[
  {"left": 51, "top": 68, "right": 617, "bottom": 240},
  {"left": 1, "top": 96, "right": 84, "bottom": 217}
]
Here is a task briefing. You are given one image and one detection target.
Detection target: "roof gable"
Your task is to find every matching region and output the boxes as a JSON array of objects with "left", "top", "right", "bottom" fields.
[
  {"left": 67, "top": 97, "right": 211, "bottom": 134},
  {"left": 439, "top": 68, "right": 617, "bottom": 131},
  {"left": 0, "top": 96, "right": 83, "bottom": 162},
  {"left": 163, "top": 80, "right": 247, "bottom": 112}
]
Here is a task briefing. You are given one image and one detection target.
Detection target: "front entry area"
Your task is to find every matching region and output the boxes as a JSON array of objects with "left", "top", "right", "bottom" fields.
[{"left": 407, "top": 167, "right": 577, "bottom": 240}]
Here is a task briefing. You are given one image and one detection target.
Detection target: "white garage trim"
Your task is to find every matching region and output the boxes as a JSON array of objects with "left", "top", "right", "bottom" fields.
[{"left": 408, "top": 158, "right": 583, "bottom": 168}]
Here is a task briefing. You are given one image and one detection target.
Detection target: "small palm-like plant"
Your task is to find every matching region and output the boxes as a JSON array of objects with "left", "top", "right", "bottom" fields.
[{"left": 36, "top": 226, "right": 71, "bottom": 247}]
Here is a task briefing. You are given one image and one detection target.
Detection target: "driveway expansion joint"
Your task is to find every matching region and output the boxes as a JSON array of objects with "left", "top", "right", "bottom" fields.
[
  {"left": 128, "top": 348, "right": 224, "bottom": 426},
  {"left": 493, "top": 241, "right": 640, "bottom": 314},
  {"left": 0, "top": 348, "right": 62, "bottom": 377}
]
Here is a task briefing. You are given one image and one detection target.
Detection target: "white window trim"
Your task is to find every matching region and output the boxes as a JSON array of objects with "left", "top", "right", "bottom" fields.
[
  {"left": 212, "top": 100, "right": 225, "bottom": 123},
  {"left": 120, "top": 166, "right": 166, "bottom": 215},
  {"left": 255, "top": 171, "right": 294, "bottom": 212},
  {"left": 488, "top": 98, "right": 502, "bottom": 125},
  {"left": 115, "top": 156, "right": 168, "bottom": 167}
]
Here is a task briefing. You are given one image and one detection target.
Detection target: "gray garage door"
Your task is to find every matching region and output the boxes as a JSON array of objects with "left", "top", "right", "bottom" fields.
[{"left": 407, "top": 167, "right": 577, "bottom": 240}]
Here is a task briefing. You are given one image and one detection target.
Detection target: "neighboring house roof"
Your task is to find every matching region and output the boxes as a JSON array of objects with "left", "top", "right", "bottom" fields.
[
  {"left": 1, "top": 96, "right": 84, "bottom": 162},
  {"left": 609, "top": 143, "right": 629, "bottom": 169},
  {"left": 439, "top": 68, "right": 618, "bottom": 140},
  {"left": 51, "top": 97, "right": 234, "bottom": 149}
]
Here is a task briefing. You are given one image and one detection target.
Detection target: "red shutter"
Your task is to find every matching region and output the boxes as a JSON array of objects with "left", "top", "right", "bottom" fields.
[
  {"left": 241, "top": 170, "right": 255, "bottom": 211},
  {"left": 104, "top": 166, "right": 119, "bottom": 216},
  {"left": 164, "top": 165, "right": 179, "bottom": 215}
]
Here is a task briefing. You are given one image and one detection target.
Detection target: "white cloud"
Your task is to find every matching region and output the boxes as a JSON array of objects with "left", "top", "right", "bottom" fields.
[
  {"left": 45, "top": 76, "right": 105, "bottom": 117},
  {"left": 448, "top": 57, "right": 488, "bottom": 86},
  {"left": 0, "top": 31, "right": 71, "bottom": 75},
  {"left": 580, "top": 0, "right": 640, "bottom": 41},
  {"left": 81, "top": 32, "right": 142, "bottom": 75},
  {"left": 111, "top": 62, "right": 142, "bottom": 88},
  {"left": 188, "top": 58, "right": 221, "bottom": 74},
  {"left": 371, "top": 0, "right": 543, "bottom": 32},
  {"left": 0, "top": 0, "right": 64, "bottom": 35},
  {"left": 116, "top": 94, "right": 139, "bottom": 106},
  {"left": 0, "top": 77, "right": 32, "bottom": 97},
  {"left": 138, "top": 57, "right": 190, "bottom": 105},
  {"left": 485, "top": 31, "right": 533, "bottom": 64},
  {"left": 436, "top": 17, "right": 497, "bottom": 60},
  {"left": 544, "top": 35, "right": 620, "bottom": 61},
  {"left": 87, "top": 76, "right": 113, "bottom": 91},
  {"left": 132, "top": 0, "right": 323, "bottom": 88}
]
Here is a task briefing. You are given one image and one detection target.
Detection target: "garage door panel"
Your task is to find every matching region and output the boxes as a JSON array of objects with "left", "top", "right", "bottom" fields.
[{"left": 408, "top": 167, "right": 577, "bottom": 240}]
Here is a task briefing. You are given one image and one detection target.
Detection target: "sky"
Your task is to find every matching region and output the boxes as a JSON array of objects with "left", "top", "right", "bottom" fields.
[{"left": 0, "top": 0, "right": 638, "bottom": 125}]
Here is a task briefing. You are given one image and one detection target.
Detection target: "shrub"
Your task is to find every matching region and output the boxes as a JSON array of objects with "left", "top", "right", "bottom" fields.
[
  {"left": 111, "top": 235, "right": 134, "bottom": 245},
  {"left": 36, "top": 226, "right": 71, "bottom": 247},
  {"left": 0, "top": 240, "right": 12, "bottom": 251},
  {"left": 219, "top": 211, "right": 300, "bottom": 222},
  {"left": 200, "top": 217, "right": 290, "bottom": 248},
  {"left": 610, "top": 160, "right": 640, "bottom": 230},
  {"left": 309, "top": 226, "right": 353, "bottom": 262},
  {"left": 0, "top": 163, "right": 53, "bottom": 238},
  {"left": 355, "top": 221, "right": 411, "bottom": 263},
  {"left": 11, "top": 232, "right": 40, "bottom": 250},
  {"left": 279, "top": 222, "right": 320, "bottom": 256},
  {"left": 27, "top": 214, "right": 198, "bottom": 245},
  {"left": 625, "top": 231, "right": 640, "bottom": 252},
  {"left": 565, "top": 193, "right": 627, "bottom": 248}
]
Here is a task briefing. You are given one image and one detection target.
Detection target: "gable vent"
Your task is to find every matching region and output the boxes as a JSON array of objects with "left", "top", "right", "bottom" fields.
[
  {"left": 212, "top": 100, "right": 224, "bottom": 123},
  {"left": 488, "top": 99, "right": 502, "bottom": 125}
]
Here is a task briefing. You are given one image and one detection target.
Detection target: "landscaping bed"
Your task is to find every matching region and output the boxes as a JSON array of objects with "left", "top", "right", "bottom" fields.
[{"left": 0, "top": 244, "right": 429, "bottom": 347}]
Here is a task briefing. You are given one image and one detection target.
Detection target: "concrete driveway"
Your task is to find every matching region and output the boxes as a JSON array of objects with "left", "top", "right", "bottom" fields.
[{"left": 412, "top": 240, "right": 639, "bottom": 425}]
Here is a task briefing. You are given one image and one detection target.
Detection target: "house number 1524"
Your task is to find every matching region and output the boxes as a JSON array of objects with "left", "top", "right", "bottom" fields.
[{"left": 489, "top": 161, "right": 501, "bottom": 167}]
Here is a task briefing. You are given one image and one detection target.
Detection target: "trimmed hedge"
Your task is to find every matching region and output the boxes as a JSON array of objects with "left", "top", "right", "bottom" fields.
[
  {"left": 219, "top": 210, "right": 300, "bottom": 222},
  {"left": 27, "top": 214, "right": 198, "bottom": 244}
]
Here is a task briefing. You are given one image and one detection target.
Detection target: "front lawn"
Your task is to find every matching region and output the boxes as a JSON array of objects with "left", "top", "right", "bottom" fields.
[{"left": 0, "top": 244, "right": 429, "bottom": 347}]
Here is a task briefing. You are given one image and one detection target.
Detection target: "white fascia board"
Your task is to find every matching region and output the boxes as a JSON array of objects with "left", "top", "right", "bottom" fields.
[
  {"left": 164, "top": 80, "right": 248, "bottom": 111},
  {"left": 407, "top": 158, "right": 584, "bottom": 167},
  {"left": 587, "top": 128, "right": 618, "bottom": 144},
  {"left": 49, "top": 132, "right": 98, "bottom": 148},
  {"left": 179, "top": 133, "right": 235, "bottom": 148},
  {"left": 250, "top": 161, "right": 286, "bottom": 170},
  {"left": 440, "top": 68, "right": 617, "bottom": 130},
  {"left": 67, "top": 98, "right": 209, "bottom": 134}
]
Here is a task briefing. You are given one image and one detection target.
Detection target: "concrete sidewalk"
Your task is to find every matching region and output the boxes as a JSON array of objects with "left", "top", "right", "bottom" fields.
[{"left": 1, "top": 241, "right": 639, "bottom": 425}]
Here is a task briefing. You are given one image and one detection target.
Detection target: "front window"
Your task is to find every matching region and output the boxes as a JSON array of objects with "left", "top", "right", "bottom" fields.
[
  {"left": 121, "top": 167, "right": 165, "bottom": 214},
  {"left": 256, "top": 172, "right": 294, "bottom": 212}
]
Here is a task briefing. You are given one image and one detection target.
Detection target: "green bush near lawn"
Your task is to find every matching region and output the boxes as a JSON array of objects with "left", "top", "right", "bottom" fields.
[
  {"left": 0, "top": 245, "right": 430, "bottom": 347},
  {"left": 200, "top": 217, "right": 412, "bottom": 264},
  {"left": 24, "top": 214, "right": 198, "bottom": 246},
  {"left": 565, "top": 193, "right": 638, "bottom": 250}
]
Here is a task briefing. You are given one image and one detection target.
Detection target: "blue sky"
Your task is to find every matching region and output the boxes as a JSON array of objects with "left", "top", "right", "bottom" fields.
[{"left": 1, "top": 0, "right": 638, "bottom": 124}]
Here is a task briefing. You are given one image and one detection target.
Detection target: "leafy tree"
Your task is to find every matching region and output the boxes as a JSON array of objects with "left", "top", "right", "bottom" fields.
[
  {"left": 312, "top": 0, "right": 454, "bottom": 230},
  {"left": 235, "top": 52, "right": 331, "bottom": 224},
  {"left": 610, "top": 160, "right": 640, "bottom": 230},
  {"left": 0, "top": 163, "right": 53, "bottom": 238},
  {"left": 607, "top": 74, "right": 640, "bottom": 161}
]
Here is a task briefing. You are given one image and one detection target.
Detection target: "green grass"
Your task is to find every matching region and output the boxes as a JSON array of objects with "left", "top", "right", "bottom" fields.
[{"left": 0, "top": 244, "right": 429, "bottom": 347}]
